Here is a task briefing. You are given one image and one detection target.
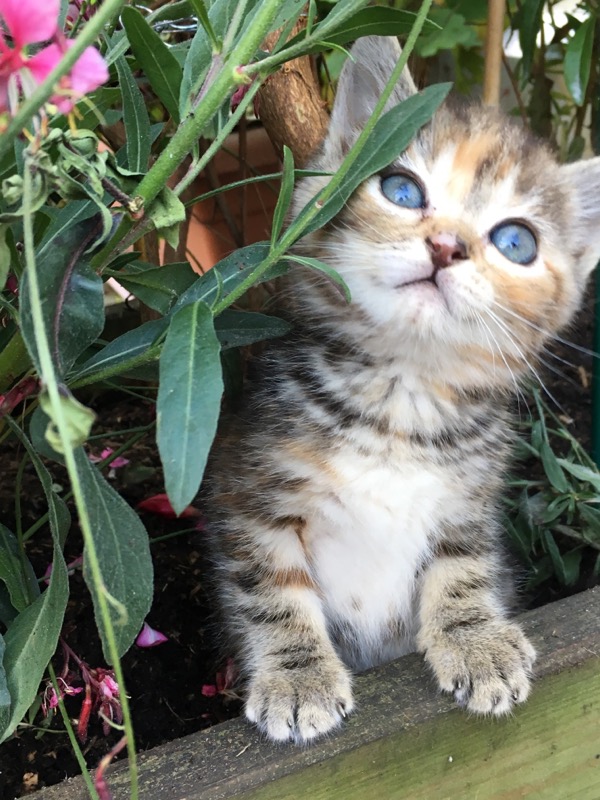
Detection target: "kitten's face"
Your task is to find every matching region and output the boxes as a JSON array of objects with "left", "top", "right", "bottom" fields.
[{"left": 293, "top": 37, "right": 600, "bottom": 388}]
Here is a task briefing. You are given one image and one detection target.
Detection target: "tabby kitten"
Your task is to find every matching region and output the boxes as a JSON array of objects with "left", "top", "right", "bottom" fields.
[{"left": 206, "top": 36, "right": 600, "bottom": 743}]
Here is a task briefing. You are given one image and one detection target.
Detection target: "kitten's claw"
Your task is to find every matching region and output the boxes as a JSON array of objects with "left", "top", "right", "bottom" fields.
[
  {"left": 245, "top": 662, "right": 354, "bottom": 743},
  {"left": 424, "top": 619, "right": 535, "bottom": 716}
]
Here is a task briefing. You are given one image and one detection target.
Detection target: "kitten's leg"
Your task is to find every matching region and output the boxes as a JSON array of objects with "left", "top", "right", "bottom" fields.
[
  {"left": 219, "top": 525, "right": 353, "bottom": 743},
  {"left": 416, "top": 531, "right": 535, "bottom": 715}
]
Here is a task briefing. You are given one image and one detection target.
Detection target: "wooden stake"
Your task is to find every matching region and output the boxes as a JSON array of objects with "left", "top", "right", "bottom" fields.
[{"left": 483, "top": 0, "right": 506, "bottom": 106}]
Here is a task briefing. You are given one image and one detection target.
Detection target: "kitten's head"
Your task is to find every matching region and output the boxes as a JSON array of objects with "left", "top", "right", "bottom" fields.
[{"left": 293, "top": 36, "right": 600, "bottom": 390}]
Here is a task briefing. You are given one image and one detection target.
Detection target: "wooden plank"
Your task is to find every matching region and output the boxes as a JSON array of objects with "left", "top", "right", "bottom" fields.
[{"left": 34, "top": 588, "right": 600, "bottom": 800}]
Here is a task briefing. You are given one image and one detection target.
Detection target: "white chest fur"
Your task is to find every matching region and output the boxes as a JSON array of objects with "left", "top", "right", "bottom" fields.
[{"left": 302, "top": 446, "right": 465, "bottom": 669}]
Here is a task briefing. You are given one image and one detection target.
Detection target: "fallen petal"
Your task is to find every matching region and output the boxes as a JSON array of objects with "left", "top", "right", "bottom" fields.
[
  {"left": 136, "top": 493, "right": 201, "bottom": 519},
  {"left": 135, "top": 622, "right": 168, "bottom": 648}
]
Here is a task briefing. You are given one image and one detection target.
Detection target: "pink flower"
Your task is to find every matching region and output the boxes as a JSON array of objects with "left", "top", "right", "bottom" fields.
[
  {"left": 29, "top": 41, "right": 108, "bottom": 113},
  {"left": 135, "top": 621, "right": 169, "bottom": 648},
  {"left": 0, "top": 0, "right": 107, "bottom": 118}
]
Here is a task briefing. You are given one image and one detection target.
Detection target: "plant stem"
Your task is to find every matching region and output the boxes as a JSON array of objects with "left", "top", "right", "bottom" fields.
[
  {"left": 21, "top": 159, "right": 140, "bottom": 799},
  {"left": 92, "top": 0, "right": 285, "bottom": 271},
  {"left": 0, "top": 0, "right": 126, "bottom": 160}
]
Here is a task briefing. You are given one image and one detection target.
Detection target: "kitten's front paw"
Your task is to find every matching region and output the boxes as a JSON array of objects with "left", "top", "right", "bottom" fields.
[
  {"left": 423, "top": 619, "right": 535, "bottom": 715},
  {"left": 245, "top": 660, "right": 354, "bottom": 743}
]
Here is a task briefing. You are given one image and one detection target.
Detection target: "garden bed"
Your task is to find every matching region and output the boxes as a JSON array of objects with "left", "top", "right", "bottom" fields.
[{"left": 32, "top": 587, "right": 600, "bottom": 800}]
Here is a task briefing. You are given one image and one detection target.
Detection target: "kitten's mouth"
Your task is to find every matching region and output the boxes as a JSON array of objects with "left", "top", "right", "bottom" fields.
[{"left": 397, "top": 274, "right": 437, "bottom": 289}]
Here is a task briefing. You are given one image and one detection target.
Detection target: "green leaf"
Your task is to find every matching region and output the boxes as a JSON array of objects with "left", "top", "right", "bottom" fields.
[
  {"left": 157, "top": 301, "right": 223, "bottom": 515},
  {"left": 578, "top": 504, "right": 600, "bottom": 538},
  {"left": 542, "top": 529, "right": 569, "bottom": 585},
  {"left": 0, "top": 224, "right": 10, "bottom": 292},
  {"left": 561, "top": 549, "right": 582, "bottom": 586},
  {"left": 39, "top": 390, "right": 96, "bottom": 453},
  {"left": 539, "top": 442, "right": 570, "bottom": 493},
  {"left": 114, "top": 261, "right": 197, "bottom": 315},
  {"left": 0, "top": 524, "right": 68, "bottom": 743},
  {"left": 564, "top": 17, "right": 595, "bottom": 106},
  {"left": 36, "top": 201, "right": 99, "bottom": 258},
  {"left": 0, "top": 525, "right": 38, "bottom": 613},
  {"left": 287, "top": 255, "right": 351, "bottom": 302},
  {"left": 299, "top": 83, "right": 451, "bottom": 235},
  {"left": 214, "top": 310, "right": 291, "bottom": 348},
  {"left": 172, "top": 242, "right": 287, "bottom": 314},
  {"left": 314, "top": 7, "right": 438, "bottom": 51},
  {"left": 416, "top": 10, "right": 478, "bottom": 58},
  {"left": 188, "top": 0, "right": 222, "bottom": 52},
  {"left": 20, "top": 216, "right": 105, "bottom": 379},
  {"left": 74, "top": 449, "right": 154, "bottom": 661},
  {"left": 115, "top": 55, "right": 151, "bottom": 172},
  {"left": 0, "top": 636, "right": 8, "bottom": 716},
  {"left": 557, "top": 458, "right": 600, "bottom": 492},
  {"left": 271, "top": 146, "right": 295, "bottom": 244},
  {"left": 519, "top": 0, "right": 545, "bottom": 80},
  {"left": 121, "top": 6, "right": 183, "bottom": 123},
  {"left": 0, "top": 585, "right": 17, "bottom": 626},
  {"left": 72, "top": 318, "right": 167, "bottom": 383},
  {"left": 8, "top": 418, "right": 71, "bottom": 547}
]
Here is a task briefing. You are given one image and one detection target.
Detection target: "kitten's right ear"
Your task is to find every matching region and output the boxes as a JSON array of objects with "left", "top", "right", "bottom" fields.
[{"left": 321, "top": 36, "right": 417, "bottom": 165}]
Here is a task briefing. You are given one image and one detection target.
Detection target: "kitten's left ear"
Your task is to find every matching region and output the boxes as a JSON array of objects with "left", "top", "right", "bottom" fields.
[
  {"left": 560, "top": 157, "right": 600, "bottom": 277},
  {"left": 320, "top": 36, "right": 417, "bottom": 166}
]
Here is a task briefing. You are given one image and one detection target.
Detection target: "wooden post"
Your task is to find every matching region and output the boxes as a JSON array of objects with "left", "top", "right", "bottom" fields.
[{"left": 483, "top": 0, "right": 506, "bottom": 106}]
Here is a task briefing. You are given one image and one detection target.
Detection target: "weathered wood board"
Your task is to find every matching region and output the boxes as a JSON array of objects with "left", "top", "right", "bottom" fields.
[{"left": 34, "top": 588, "right": 600, "bottom": 800}]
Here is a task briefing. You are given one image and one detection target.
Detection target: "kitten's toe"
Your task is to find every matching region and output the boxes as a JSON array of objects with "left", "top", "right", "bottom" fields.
[
  {"left": 245, "top": 663, "right": 354, "bottom": 743},
  {"left": 424, "top": 619, "right": 535, "bottom": 716}
]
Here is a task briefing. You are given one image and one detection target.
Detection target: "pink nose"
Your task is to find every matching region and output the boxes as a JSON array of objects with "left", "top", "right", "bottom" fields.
[{"left": 426, "top": 233, "right": 468, "bottom": 269}]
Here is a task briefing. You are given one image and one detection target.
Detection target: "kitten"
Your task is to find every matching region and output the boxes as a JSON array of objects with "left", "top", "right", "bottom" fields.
[{"left": 206, "top": 36, "right": 600, "bottom": 743}]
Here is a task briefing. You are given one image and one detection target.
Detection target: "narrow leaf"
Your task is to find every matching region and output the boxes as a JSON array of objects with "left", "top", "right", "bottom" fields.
[
  {"left": 540, "top": 442, "right": 570, "bottom": 493},
  {"left": 75, "top": 449, "right": 154, "bottom": 660},
  {"left": 72, "top": 318, "right": 167, "bottom": 382},
  {"left": 114, "top": 261, "right": 198, "bottom": 314},
  {"left": 0, "top": 529, "right": 67, "bottom": 742},
  {"left": 557, "top": 458, "right": 600, "bottom": 492},
  {"left": 0, "top": 525, "right": 38, "bottom": 613},
  {"left": 519, "top": 0, "right": 545, "bottom": 79},
  {"left": 121, "top": 6, "right": 183, "bottom": 123},
  {"left": 287, "top": 255, "right": 351, "bottom": 302},
  {"left": 564, "top": 17, "right": 595, "bottom": 106},
  {"left": 157, "top": 301, "right": 223, "bottom": 515},
  {"left": 20, "top": 216, "right": 105, "bottom": 379},
  {"left": 215, "top": 310, "right": 291, "bottom": 348},
  {"left": 271, "top": 146, "right": 295, "bottom": 244},
  {"left": 115, "top": 55, "right": 151, "bottom": 172},
  {"left": 172, "top": 242, "right": 287, "bottom": 314}
]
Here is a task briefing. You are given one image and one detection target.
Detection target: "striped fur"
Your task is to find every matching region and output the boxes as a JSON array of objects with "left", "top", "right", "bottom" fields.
[{"left": 205, "top": 37, "right": 600, "bottom": 742}]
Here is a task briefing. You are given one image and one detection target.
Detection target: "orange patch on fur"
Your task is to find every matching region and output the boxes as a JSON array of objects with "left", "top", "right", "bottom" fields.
[{"left": 271, "top": 567, "right": 316, "bottom": 590}]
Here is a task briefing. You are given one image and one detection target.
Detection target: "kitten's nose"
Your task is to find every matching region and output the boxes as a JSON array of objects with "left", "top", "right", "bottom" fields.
[{"left": 426, "top": 233, "right": 468, "bottom": 269}]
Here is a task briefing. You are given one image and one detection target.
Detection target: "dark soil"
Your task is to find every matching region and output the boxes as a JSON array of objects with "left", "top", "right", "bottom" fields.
[{"left": 0, "top": 284, "right": 597, "bottom": 799}]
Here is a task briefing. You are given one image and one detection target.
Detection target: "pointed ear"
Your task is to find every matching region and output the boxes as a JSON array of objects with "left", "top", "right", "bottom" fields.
[
  {"left": 321, "top": 36, "right": 417, "bottom": 166},
  {"left": 560, "top": 157, "right": 600, "bottom": 278}
]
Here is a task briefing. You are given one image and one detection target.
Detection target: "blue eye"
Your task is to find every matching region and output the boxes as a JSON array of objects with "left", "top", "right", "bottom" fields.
[
  {"left": 490, "top": 221, "right": 537, "bottom": 265},
  {"left": 380, "top": 173, "right": 425, "bottom": 209}
]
